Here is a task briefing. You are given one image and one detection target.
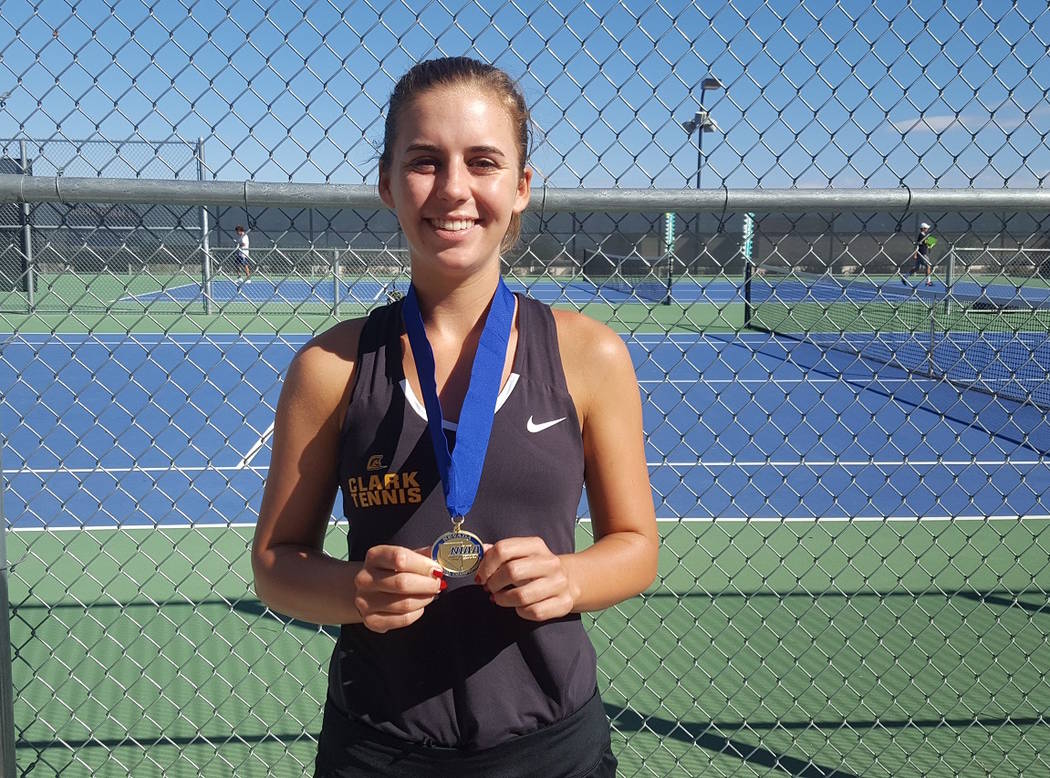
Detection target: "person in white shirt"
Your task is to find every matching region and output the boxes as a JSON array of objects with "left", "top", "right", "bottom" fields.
[{"left": 235, "top": 224, "right": 252, "bottom": 283}]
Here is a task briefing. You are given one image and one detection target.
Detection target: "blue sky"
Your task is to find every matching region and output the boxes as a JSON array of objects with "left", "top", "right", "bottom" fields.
[{"left": 0, "top": 0, "right": 1047, "bottom": 189}]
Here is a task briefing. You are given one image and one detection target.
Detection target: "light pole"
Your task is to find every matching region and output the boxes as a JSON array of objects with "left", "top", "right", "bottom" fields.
[
  {"left": 681, "top": 77, "right": 723, "bottom": 271},
  {"left": 682, "top": 77, "right": 724, "bottom": 189}
]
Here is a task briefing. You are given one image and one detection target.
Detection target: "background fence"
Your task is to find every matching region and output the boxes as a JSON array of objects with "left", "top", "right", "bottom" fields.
[{"left": 1, "top": 1, "right": 1050, "bottom": 776}]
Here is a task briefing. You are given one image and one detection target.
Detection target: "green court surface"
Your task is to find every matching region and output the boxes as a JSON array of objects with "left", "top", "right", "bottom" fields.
[
  {"left": 9, "top": 519, "right": 1049, "bottom": 776},
  {"left": 0, "top": 301, "right": 743, "bottom": 336},
  {"left": 0, "top": 270, "right": 745, "bottom": 335}
]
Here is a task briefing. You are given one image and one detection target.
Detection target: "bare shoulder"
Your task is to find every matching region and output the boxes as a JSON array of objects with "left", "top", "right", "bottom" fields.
[
  {"left": 294, "top": 317, "right": 364, "bottom": 372},
  {"left": 551, "top": 307, "right": 631, "bottom": 371},
  {"left": 282, "top": 317, "right": 367, "bottom": 420},
  {"left": 550, "top": 308, "right": 635, "bottom": 415}
]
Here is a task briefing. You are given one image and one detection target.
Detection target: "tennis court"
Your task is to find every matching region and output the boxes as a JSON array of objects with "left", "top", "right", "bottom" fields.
[{"left": 3, "top": 314, "right": 1048, "bottom": 775}]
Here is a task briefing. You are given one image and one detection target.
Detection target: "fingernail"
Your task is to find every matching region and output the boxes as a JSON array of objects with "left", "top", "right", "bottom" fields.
[
  {"left": 432, "top": 569, "right": 445, "bottom": 579},
  {"left": 440, "top": 579, "right": 448, "bottom": 591}
]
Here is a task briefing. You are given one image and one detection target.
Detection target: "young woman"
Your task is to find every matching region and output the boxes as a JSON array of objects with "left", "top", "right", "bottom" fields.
[{"left": 252, "top": 57, "right": 659, "bottom": 777}]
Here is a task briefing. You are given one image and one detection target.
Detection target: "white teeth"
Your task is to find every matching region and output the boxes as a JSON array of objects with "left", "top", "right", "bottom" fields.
[{"left": 431, "top": 218, "right": 475, "bottom": 231}]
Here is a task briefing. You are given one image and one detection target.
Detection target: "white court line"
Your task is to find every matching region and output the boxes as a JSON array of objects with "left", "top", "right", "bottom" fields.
[
  {"left": 638, "top": 377, "right": 920, "bottom": 385},
  {"left": 657, "top": 459, "right": 1047, "bottom": 467},
  {"left": 0, "top": 333, "right": 311, "bottom": 345},
  {"left": 238, "top": 422, "right": 274, "bottom": 469},
  {"left": 5, "top": 331, "right": 766, "bottom": 346},
  {"left": 3, "top": 332, "right": 791, "bottom": 347},
  {"left": 624, "top": 514, "right": 1050, "bottom": 524},
  {"left": 6, "top": 457, "right": 1046, "bottom": 477},
  {"left": 119, "top": 282, "right": 201, "bottom": 303},
  {"left": 629, "top": 332, "right": 791, "bottom": 343},
  {"left": 4, "top": 464, "right": 270, "bottom": 476},
  {"left": 11, "top": 514, "right": 1050, "bottom": 533}
]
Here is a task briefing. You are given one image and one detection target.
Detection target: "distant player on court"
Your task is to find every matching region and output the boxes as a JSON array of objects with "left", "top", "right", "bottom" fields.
[
  {"left": 235, "top": 224, "right": 252, "bottom": 284},
  {"left": 902, "top": 222, "right": 934, "bottom": 286}
]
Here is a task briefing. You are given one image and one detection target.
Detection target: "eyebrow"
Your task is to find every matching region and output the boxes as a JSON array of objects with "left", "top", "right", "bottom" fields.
[{"left": 404, "top": 143, "right": 507, "bottom": 157}]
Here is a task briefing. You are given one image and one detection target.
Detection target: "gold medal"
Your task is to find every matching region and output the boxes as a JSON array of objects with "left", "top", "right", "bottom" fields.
[{"left": 431, "top": 518, "right": 484, "bottom": 578}]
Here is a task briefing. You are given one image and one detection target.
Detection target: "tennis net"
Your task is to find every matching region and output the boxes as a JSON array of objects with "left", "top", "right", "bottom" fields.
[
  {"left": 574, "top": 251, "right": 673, "bottom": 303},
  {"left": 744, "top": 264, "right": 1050, "bottom": 409}
]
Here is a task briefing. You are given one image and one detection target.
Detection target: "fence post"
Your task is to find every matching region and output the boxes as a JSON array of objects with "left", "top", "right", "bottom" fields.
[{"left": 0, "top": 443, "right": 17, "bottom": 777}]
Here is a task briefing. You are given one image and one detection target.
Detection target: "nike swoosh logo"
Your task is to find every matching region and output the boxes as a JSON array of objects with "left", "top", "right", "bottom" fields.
[{"left": 527, "top": 416, "right": 566, "bottom": 433}]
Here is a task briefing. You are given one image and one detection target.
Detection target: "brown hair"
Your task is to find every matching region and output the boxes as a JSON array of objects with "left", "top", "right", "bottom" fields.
[{"left": 380, "top": 57, "right": 531, "bottom": 253}]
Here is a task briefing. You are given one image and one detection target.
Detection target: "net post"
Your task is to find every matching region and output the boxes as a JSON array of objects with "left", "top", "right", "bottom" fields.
[
  {"left": 19, "top": 140, "right": 34, "bottom": 311},
  {"left": 662, "top": 251, "right": 672, "bottom": 305},
  {"left": 926, "top": 296, "right": 937, "bottom": 378},
  {"left": 943, "top": 243, "right": 955, "bottom": 319},
  {"left": 741, "top": 212, "right": 755, "bottom": 327},
  {"left": 662, "top": 212, "right": 675, "bottom": 305},
  {"left": 742, "top": 259, "right": 753, "bottom": 327},
  {"left": 197, "top": 137, "right": 213, "bottom": 315},
  {"left": 0, "top": 444, "right": 17, "bottom": 777},
  {"left": 332, "top": 248, "right": 340, "bottom": 318}
]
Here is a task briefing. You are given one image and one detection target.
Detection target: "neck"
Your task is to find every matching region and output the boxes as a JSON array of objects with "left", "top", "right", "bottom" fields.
[{"left": 410, "top": 268, "right": 503, "bottom": 340}]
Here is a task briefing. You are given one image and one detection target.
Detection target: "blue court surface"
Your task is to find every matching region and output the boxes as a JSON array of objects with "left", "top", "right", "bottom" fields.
[
  {"left": 1, "top": 331, "right": 1047, "bottom": 532},
  {"left": 750, "top": 275, "right": 1050, "bottom": 306},
  {"left": 125, "top": 277, "right": 742, "bottom": 306},
  {"left": 125, "top": 275, "right": 1050, "bottom": 311}
]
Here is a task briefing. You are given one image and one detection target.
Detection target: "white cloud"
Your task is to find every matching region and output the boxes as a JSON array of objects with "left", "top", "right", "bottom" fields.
[
  {"left": 891, "top": 114, "right": 973, "bottom": 133},
  {"left": 892, "top": 105, "right": 1050, "bottom": 134}
]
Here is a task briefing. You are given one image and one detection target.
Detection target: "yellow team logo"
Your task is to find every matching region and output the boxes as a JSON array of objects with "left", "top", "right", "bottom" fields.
[{"left": 347, "top": 469, "right": 422, "bottom": 508}]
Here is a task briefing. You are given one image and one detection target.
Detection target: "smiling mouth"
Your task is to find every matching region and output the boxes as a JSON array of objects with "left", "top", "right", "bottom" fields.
[{"left": 428, "top": 218, "right": 478, "bottom": 232}]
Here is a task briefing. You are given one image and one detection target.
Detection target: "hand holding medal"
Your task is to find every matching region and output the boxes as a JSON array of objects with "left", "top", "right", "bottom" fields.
[
  {"left": 403, "top": 279, "right": 516, "bottom": 578},
  {"left": 352, "top": 545, "right": 447, "bottom": 634}
]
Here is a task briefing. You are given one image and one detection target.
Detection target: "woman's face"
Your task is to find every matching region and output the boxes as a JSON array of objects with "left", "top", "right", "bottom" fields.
[{"left": 379, "top": 84, "right": 531, "bottom": 279}]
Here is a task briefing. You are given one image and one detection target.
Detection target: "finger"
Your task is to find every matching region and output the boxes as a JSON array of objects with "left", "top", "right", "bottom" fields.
[
  {"left": 482, "top": 549, "right": 564, "bottom": 594},
  {"left": 480, "top": 557, "right": 533, "bottom": 594},
  {"left": 512, "top": 593, "right": 574, "bottom": 623},
  {"left": 488, "top": 577, "right": 559, "bottom": 609},
  {"left": 366, "top": 544, "right": 444, "bottom": 576},
  {"left": 360, "top": 565, "right": 445, "bottom": 597},
  {"left": 474, "top": 537, "right": 547, "bottom": 587},
  {"left": 355, "top": 590, "right": 437, "bottom": 617},
  {"left": 360, "top": 605, "right": 430, "bottom": 634}
]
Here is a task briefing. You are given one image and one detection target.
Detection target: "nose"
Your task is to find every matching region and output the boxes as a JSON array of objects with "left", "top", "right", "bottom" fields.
[{"left": 436, "top": 159, "right": 469, "bottom": 202}]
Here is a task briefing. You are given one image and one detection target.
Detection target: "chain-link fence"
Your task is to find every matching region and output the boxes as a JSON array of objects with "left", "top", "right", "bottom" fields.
[{"left": 1, "top": 1, "right": 1050, "bottom": 776}]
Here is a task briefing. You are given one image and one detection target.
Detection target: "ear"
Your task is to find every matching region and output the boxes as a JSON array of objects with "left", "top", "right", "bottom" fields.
[
  {"left": 378, "top": 166, "right": 395, "bottom": 210},
  {"left": 513, "top": 167, "right": 532, "bottom": 214}
]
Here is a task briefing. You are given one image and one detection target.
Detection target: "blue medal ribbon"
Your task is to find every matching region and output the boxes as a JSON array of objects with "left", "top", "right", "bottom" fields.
[{"left": 403, "top": 278, "right": 515, "bottom": 520}]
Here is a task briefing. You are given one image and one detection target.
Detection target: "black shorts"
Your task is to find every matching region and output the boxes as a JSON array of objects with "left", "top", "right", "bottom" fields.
[{"left": 314, "top": 689, "right": 617, "bottom": 778}]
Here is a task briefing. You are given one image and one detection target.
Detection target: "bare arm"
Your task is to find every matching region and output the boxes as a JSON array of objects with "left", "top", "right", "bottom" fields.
[
  {"left": 251, "top": 322, "right": 443, "bottom": 630},
  {"left": 560, "top": 316, "right": 659, "bottom": 611},
  {"left": 477, "top": 313, "right": 659, "bottom": 618}
]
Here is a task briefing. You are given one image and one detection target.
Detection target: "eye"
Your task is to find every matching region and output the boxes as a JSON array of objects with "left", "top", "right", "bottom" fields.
[
  {"left": 408, "top": 157, "right": 438, "bottom": 171},
  {"left": 470, "top": 157, "right": 499, "bottom": 170}
]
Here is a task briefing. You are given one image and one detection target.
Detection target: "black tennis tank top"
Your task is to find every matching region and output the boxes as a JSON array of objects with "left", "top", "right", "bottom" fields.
[{"left": 328, "top": 293, "right": 598, "bottom": 750}]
